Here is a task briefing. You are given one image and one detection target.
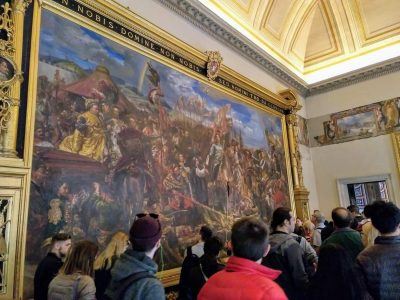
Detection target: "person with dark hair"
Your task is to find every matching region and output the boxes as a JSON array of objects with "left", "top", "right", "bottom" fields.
[
  {"left": 360, "top": 204, "right": 379, "bottom": 248},
  {"left": 179, "top": 226, "right": 213, "bottom": 299},
  {"left": 307, "top": 244, "right": 370, "bottom": 300},
  {"left": 262, "top": 207, "right": 309, "bottom": 300},
  {"left": 105, "top": 213, "right": 165, "bottom": 299},
  {"left": 199, "top": 217, "right": 287, "bottom": 300},
  {"left": 48, "top": 240, "right": 98, "bottom": 299},
  {"left": 357, "top": 201, "right": 400, "bottom": 299},
  {"left": 186, "top": 236, "right": 225, "bottom": 299},
  {"left": 321, "top": 207, "right": 364, "bottom": 260},
  {"left": 34, "top": 233, "right": 72, "bottom": 300},
  {"left": 190, "top": 225, "right": 213, "bottom": 257},
  {"left": 347, "top": 204, "right": 364, "bottom": 231}
]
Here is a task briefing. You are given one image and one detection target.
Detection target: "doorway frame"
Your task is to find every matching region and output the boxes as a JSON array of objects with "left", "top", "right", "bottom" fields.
[{"left": 337, "top": 174, "right": 395, "bottom": 208}]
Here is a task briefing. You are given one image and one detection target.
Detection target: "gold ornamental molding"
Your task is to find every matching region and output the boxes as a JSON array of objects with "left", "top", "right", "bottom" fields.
[
  {"left": 0, "top": 0, "right": 31, "bottom": 158},
  {"left": 205, "top": 50, "right": 223, "bottom": 81},
  {"left": 16, "top": 0, "right": 300, "bottom": 296},
  {"left": 279, "top": 89, "right": 310, "bottom": 220}
]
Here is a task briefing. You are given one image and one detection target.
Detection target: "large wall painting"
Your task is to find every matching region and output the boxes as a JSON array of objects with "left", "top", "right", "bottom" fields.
[
  {"left": 310, "top": 97, "right": 400, "bottom": 147},
  {"left": 24, "top": 8, "right": 291, "bottom": 295}
]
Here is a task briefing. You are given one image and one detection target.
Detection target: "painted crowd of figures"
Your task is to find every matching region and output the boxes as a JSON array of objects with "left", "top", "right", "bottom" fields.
[{"left": 26, "top": 57, "right": 289, "bottom": 273}]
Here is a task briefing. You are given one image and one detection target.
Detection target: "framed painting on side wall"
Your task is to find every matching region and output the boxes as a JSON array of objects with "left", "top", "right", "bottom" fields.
[{"left": 21, "top": 0, "right": 297, "bottom": 297}]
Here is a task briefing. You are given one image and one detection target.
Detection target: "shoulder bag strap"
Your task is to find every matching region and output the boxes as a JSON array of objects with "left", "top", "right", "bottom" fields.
[
  {"left": 115, "top": 271, "right": 156, "bottom": 299},
  {"left": 72, "top": 275, "right": 81, "bottom": 300},
  {"left": 199, "top": 263, "right": 208, "bottom": 282}
]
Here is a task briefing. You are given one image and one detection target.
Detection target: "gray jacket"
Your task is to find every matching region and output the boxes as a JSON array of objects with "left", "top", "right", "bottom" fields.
[
  {"left": 290, "top": 233, "right": 318, "bottom": 264},
  {"left": 48, "top": 273, "right": 96, "bottom": 300},
  {"left": 356, "top": 235, "right": 400, "bottom": 300},
  {"left": 105, "top": 249, "right": 165, "bottom": 300},
  {"left": 262, "top": 231, "right": 309, "bottom": 300}
]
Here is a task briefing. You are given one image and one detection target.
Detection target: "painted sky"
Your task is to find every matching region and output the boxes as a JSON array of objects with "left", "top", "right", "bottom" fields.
[
  {"left": 40, "top": 10, "right": 283, "bottom": 149},
  {"left": 337, "top": 111, "right": 376, "bottom": 128}
]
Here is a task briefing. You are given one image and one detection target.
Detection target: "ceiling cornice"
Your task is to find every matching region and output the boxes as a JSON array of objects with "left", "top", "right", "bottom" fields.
[
  {"left": 157, "top": 0, "right": 400, "bottom": 97},
  {"left": 157, "top": 0, "right": 309, "bottom": 96},
  {"left": 307, "top": 60, "right": 400, "bottom": 96}
]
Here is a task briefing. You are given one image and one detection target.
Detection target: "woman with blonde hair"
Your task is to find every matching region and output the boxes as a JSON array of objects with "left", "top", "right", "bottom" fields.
[
  {"left": 94, "top": 231, "right": 129, "bottom": 299},
  {"left": 48, "top": 240, "right": 98, "bottom": 300}
]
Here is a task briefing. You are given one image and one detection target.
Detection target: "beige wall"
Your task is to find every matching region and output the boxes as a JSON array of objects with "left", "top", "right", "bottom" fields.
[
  {"left": 311, "top": 135, "right": 399, "bottom": 216},
  {"left": 300, "top": 144, "right": 319, "bottom": 212},
  {"left": 306, "top": 72, "right": 400, "bottom": 217},
  {"left": 306, "top": 72, "right": 400, "bottom": 118}
]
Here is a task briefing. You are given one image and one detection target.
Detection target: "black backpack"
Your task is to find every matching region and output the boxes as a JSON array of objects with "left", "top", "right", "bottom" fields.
[
  {"left": 104, "top": 271, "right": 156, "bottom": 300},
  {"left": 178, "top": 246, "right": 200, "bottom": 300}
]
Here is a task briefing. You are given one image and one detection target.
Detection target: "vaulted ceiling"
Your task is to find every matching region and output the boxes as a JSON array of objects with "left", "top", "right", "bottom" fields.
[
  {"left": 196, "top": 0, "right": 400, "bottom": 84},
  {"left": 114, "top": 0, "right": 400, "bottom": 94}
]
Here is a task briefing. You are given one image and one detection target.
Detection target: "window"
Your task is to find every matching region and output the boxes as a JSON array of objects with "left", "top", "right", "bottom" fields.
[{"left": 347, "top": 180, "right": 389, "bottom": 212}]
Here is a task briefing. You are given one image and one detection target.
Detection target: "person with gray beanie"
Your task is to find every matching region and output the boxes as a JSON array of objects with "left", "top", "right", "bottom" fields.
[{"left": 105, "top": 213, "right": 165, "bottom": 300}]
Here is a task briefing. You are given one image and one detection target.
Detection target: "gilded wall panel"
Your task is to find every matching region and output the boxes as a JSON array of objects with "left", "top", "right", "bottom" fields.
[{"left": 18, "top": 0, "right": 300, "bottom": 296}]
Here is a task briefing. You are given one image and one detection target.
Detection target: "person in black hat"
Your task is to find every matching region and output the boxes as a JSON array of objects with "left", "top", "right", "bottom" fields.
[{"left": 105, "top": 213, "right": 165, "bottom": 299}]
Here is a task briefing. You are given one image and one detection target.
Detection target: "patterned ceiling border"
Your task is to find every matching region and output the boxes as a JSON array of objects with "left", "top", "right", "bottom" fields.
[{"left": 157, "top": 0, "right": 400, "bottom": 97}]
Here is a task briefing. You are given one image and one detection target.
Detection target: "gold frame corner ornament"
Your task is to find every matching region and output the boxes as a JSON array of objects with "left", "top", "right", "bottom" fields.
[
  {"left": 205, "top": 50, "right": 223, "bottom": 81},
  {"left": 14, "top": 0, "right": 32, "bottom": 13},
  {"left": 278, "top": 89, "right": 302, "bottom": 112}
]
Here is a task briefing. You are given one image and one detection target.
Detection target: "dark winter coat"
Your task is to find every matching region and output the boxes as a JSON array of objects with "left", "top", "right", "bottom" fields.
[
  {"left": 94, "top": 256, "right": 117, "bottom": 300},
  {"left": 187, "top": 256, "right": 225, "bottom": 299},
  {"left": 34, "top": 252, "right": 63, "bottom": 300},
  {"left": 356, "top": 235, "right": 400, "bottom": 300},
  {"left": 262, "top": 231, "right": 309, "bottom": 300}
]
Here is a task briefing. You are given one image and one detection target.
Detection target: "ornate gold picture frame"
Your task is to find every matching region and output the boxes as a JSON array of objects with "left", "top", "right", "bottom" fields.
[{"left": 16, "top": 0, "right": 301, "bottom": 298}]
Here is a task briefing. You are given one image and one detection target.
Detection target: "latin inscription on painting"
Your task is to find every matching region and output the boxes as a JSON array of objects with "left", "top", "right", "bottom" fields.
[{"left": 24, "top": 9, "right": 290, "bottom": 295}]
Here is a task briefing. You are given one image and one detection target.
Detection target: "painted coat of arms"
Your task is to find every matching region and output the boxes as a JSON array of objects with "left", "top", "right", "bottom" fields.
[{"left": 206, "top": 51, "right": 223, "bottom": 81}]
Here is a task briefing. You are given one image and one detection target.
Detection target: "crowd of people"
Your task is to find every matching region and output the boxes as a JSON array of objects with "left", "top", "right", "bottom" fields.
[{"left": 33, "top": 200, "right": 400, "bottom": 299}]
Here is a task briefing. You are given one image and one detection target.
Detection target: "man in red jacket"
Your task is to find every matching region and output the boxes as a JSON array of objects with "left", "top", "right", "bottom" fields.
[{"left": 198, "top": 217, "right": 287, "bottom": 300}]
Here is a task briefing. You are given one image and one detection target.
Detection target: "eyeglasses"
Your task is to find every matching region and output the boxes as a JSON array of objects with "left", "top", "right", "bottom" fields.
[{"left": 135, "top": 213, "right": 159, "bottom": 220}]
